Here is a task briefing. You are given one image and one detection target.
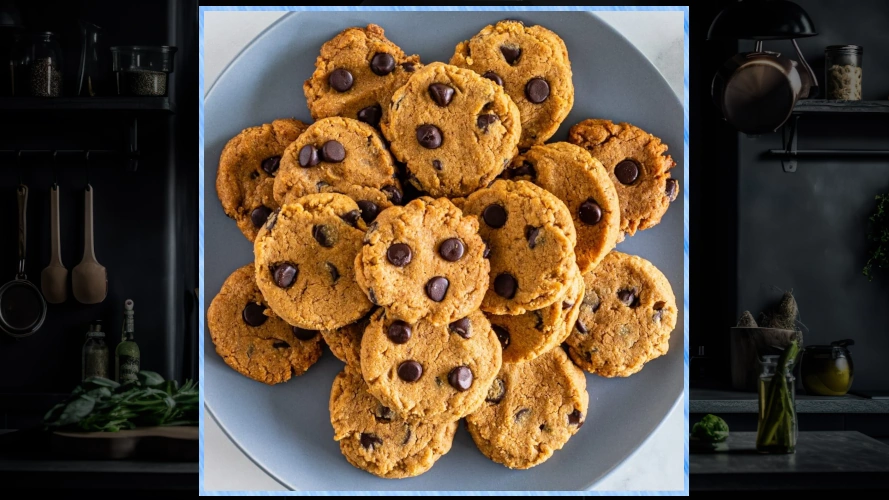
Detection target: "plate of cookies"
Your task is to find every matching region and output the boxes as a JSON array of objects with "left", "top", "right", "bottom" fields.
[{"left": 204, "top": 11, "right": 684, "bottom": 491}]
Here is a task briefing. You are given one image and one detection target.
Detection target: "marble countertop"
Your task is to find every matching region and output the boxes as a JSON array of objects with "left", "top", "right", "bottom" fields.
[{"left": 202, "top": 9, "right": 685, "bottom": 492}]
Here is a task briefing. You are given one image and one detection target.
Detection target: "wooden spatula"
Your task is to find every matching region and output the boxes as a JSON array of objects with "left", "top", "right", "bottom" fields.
[
  {"left": 72, "top": 184, "right": 107, "bottom": 304},
  {"left": 41, "top": 185, "right": 67, "bottom": 304}
]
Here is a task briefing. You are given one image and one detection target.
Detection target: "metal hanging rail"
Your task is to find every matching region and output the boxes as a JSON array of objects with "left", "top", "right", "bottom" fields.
[{"left": 767, "top": 115, "right": 889, "bottom": 172}]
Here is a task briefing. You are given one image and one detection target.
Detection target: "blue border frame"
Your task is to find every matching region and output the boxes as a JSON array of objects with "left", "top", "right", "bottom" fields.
[{"left": 199, "top": 5, "right": 690, "bottom": 496}]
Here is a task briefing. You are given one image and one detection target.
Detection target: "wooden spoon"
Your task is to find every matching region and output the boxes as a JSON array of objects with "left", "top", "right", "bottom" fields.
[
  {"left": 72, "top": 184, "right": 107, "bottom": 304},
  {"left": 40, "top": 184, "right": 67, "bottom": 304}
]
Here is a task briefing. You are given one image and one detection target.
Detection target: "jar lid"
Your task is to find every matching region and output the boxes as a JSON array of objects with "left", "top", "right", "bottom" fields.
[
  {"left": 111, "top": 45, "right": 177, "bottom": 54},
  {"left": 825, "top": 45, "right": 863, "bottom": 54}
]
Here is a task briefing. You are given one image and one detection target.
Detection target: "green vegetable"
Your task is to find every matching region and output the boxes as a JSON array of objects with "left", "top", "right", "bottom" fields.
[
  {"left": 43, "top": 371, "right": 198, "bottom": 432},
  {"left": 691, "top": 414, "right": 729, "bottom": 443},
  {"left": 756, "top": 340, "right": 799, "bottom": 453},
  {"left": 863, "top": 193, "right": 889, "bottom": 281}
]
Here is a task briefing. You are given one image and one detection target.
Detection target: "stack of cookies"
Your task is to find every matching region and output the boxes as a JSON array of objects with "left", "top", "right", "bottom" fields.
[{"left": 210, "top": 19, "right": 679, "bottom": 478}]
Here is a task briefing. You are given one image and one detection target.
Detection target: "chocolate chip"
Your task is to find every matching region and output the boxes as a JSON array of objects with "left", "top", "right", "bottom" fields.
[
  {"left": 370, "top": 52, "right": 395, "bottom": 76},
  {"left": 292, "top": 327, "right": 318, "bottom": 341},
  {"left": 272, "top": 341, "right": 290, "bottom": 349},
  {"left": 298, "top": 145, "right": 319, "bottom": 167},
  {"left": 494, "top": 273, "right": 518, "bottom": 299},
  {"left": 341, "top": 210, "right": 361, "bottom": 227},
  {"left": 261, "top": 156, "right": 281, "bottom": 175},
  {"left": 397, "top": 360, "right": 423, "bottom": 382},
  {"left": 533, "top": 310, "right": 544, "bottom": 330},
  {"left": 416, "top": 124, "right": 443, "bottom": 149},
  {"left": 360, "top": 433, "right": 383, "bottom": 450},
  {"left": 251, "top": 206, "right": 272, "bottom": 228},
  {"left": 563, "top": 301, "right": 574, "bottom": 309},
  {"left": 382, "top": 185, "right": 403, "bottom": 205},
  {"left": 583, "top": 292, "right": 601, "bottom": 313},
  {"left": 321, "top": 140, "right": 345, "bottom": 163},
  {"left": 615, "top": 160, "right": 640, "bottom": 185},
  {"left": 272, "top": 263, "right": 298, "bottom": 288},
  {"left": 525, "top": 226, "right": 541, "bottom": 248},
  {"left": 425, "top": 277, "right": 449, "bottom": 302},
  {"left": 578, "top": 199, "right": 603, "bottom": 225},
  {"left": 486, "top": 379, "right": 505, "bottom": 404},
  {"left": 312, "top": 225, "right": 337, "bottom": 247},
  {"left": 500, "top": 45, "right": 522, "bottom": 65},
  {"left": 448, "top": 366, "right": 473, "bottom": 391},
  {"left": 665, "top": 178, "right": 678, "bottom": 201},
  {"left": 325, "top": 262, "right": 340, "bottom": 283},
  {"left": 483, "top": 241, "right": 491, "bottom": 259},
  {"left": 568, "top": 409, "right": 584, "bottom": 427},
  {"left": 525, "top": 78, "right": 550, "bottom": 103},
  {"left": 618, "top": 288, "right": 639, "bottom": 308},
  {"left": 368, "top": 287, "right": 378, "bottom": 305},
  {"left": 374, "top": 404, "right": 394, "bottom": 422},
  {"left": 512, "top": 161, "right": 536, "bottom": 178},
  {"left": 482, "top": 71, "right": 504, "bottom": 87},
  {"left": 477, "top": 114, "right": 500, "bottom": 133},
  {"left": 482, "top": 204, "right": 507, "bottom": 228},
  {"left": 316, "top": 181, "right": 330, "bottom": 191},
  {"left": 329, "top": 68, "right": 353, "bottom": 92},
  {"left": 575, "top": 319, "right": 588, "bottom": 334},
  {"left": 401, "top": 62, "right": 415, "bottom": 72},
  {"left": 357, "top": 104, "right": 382, "bottom": 128},
  {"left": 492, "top": 324, "right": 511, "bottom": 350},
  {"left": 357, "top": 200, "right": 379, "bottom": 223},
  {"left": 432, "top": 159, "right": 442, "bottom": 170},
  {"left": 515, "top": 408, "right": 530, "bottom": 423},
  {"left": 242, "top": 303, "right": 267, "bottom": 327},
  {"left": 428, "top": 83, "right": 455, "bottom": 107},
  {"left": 249, "top": 171, "right": 260, "bottom": 180},
  {"left": 402, "top": 428, "right": 412, "bottom": 445},
  {"left": 387, "top": 320, "right": 412, "bottom": 344},
  {"left": 387, "top": 243, "right": 412, "bottom": 267},
  {"left": 439, "top": 238, "right": 465, "bottom": 262},
  {"left": 449, "top": 318, "right": 472, "bottom": 338},
  {"left": 653, "top": 301, "right": 667, "bottom": 322}
]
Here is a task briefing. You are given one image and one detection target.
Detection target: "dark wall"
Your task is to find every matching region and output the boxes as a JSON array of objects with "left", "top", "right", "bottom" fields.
[{"left": 0, "top": 0, "right": 197, "bottom": 398}]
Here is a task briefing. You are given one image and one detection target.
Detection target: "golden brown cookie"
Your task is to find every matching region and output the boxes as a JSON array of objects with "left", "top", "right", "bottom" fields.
[
  {"left": 506, "top": 142, "right": 620, "bottom": 274},
  {"left": 329, "top": 368, "right": 458, "bottom": 479},
  {"left": 208, "top": 264, "right": 322, "bottom": 385},
  {"left": 216, "top": 118, "right": 309, "bottom": 242},
  {"left": 451, "top": 19, "right": 573, "bottom": 148},
  {"left": 565, "top": 251, "right": 677, "bottom": 377},
  {"left": 381, "top": 62, "right": 521, "bottom": 198},
  {"left": 466, "top": 347, "right": 589, "bottom": 470},
  {"left": 360, "top": 309, "right": 502, "bottom": 423},
  {"left": 304, "top": 24, "right": 422, "bottom": 128},
  {"left": 568, "top": 119, "right": 679, "bottom": 237},
  {"left": 254, "top": 193, "right": 373, "bottom": 330},
  {"left": 461, "top": 179, "right": 579, "bottom": 315},
  {"left": 486, "top": 269, "right": 584, "bottom": 364},
  {"left": 273, "top": 117, "right": 402, "bottom": 223},
  {"left": 355, "top": 196, "right": 489, "bottom": 326},
  {"left": 321, "top": 308, "right": 377, "bottom": 368}
]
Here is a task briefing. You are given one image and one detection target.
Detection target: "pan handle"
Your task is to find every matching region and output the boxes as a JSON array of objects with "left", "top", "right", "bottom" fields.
[{"left": 17, "top": 185, "right": 27, "bottom": 279}]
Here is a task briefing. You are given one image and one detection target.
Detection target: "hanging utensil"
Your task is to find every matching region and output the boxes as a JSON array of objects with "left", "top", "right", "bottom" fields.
[
  {"left": 41, "top": 183, "right": 67, "bottom": 303},
  {"left": 72, "top": 184, "right": 107, "bottom": 304},
  {"left": 0, "top": 185, "right": 48, "bottom": 337}
]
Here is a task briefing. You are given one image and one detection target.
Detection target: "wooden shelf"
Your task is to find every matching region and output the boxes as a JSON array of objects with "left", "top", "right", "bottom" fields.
[
  {"left": 793, "top": 99, "right": 889, "bottom": 114},
  {"left": 0, "top": 96, "right": 173, "bottom": 113}
]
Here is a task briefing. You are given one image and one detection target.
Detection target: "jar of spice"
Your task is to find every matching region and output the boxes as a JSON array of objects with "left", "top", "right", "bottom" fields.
[
  {"left": 825, "top": 45, "right": 863, "bottom": 100},
  {"left": 82, "top": 321, "right": 109, "bottom": 381},
  {"left": 24, "top": 31, "right": 62, "bottom": 97}
]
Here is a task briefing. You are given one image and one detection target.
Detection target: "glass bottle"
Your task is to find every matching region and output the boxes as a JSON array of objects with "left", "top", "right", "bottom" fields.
[
  {"left": 825, "top": 45, "right": 863, "bottom": 100},
  {"left": 756, "top": 355, "right": 798, "bottom": 453},
  {"left": 115, "top": 299, "right": 141, "bottom": 384},
  {"left": 77, "top": 20, "right": 105, "bottom": 96},
  {"left": 24, "top": 32, "right": 63, "bottom": 97},
  {"left": 82, "top": 320, "right": 109, "bottom": 381}
]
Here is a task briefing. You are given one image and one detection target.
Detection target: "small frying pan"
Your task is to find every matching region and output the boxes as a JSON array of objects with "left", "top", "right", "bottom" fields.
[{"left": 0, "top": 185, "right": 48, "bottom": 338}]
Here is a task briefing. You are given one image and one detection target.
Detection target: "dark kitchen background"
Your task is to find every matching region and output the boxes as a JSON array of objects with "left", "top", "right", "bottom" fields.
[{"left": 0, "top": 0, "right": 197, "bottom": 431}]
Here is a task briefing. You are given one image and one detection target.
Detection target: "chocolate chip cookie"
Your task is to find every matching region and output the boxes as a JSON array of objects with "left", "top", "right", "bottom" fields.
[
  {"left": 355, "top": 196, "right": 489, "bottom": 326},
  {"left": 321, "top": 308, "right": 377, "bottom": 368},
  {"left": 506, "top": 142, "right": 620, "bottom": 274},
  {"left": 330, "top": 367, "right": 458, "bottom": 478},
  {"left": 217, "top": 118, "right": 309, "bottom": 242},
  {"left": 381, "top": 62, "right": 521, "bottom": 198},
  {"left": 486, "top": 270, "right": 584, "bottom": 364},
  {"left": 466, "top": 347, "right": 589, "bottom": 470},
  {"left": 565, "top": 251, "right": 677, "bottom": 377},
  {"left": 461, "top": 179, "right": 579, "bottom": 315},
  {"left": 273, "top": 117, "right": 402, "bottom": 223},
  {"left": 208, "top": 264, "right": 322, "bottom": 385},
  {"left": 450, "top": 19, "right": 574, "bottom": 148},
  {"left": 254, "top": 193, "right": 373, "bottom": 330},
  {"left": 568, "top": 119, "right": 679, "bottom": 237},
  {"left": 360, "top": 309, "right": 502, "bottom": 423},
  {"left": 304, "top": 24, "right": 422, "bottom": 128}
]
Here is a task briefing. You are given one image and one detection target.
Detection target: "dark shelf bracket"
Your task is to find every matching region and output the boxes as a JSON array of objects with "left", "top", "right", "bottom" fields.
[
  {"left": 781, "top": 115, "right": 799, "bottom": 173},
  {"left": 128, "top": 116, "right": 139, "bottom": 172}
]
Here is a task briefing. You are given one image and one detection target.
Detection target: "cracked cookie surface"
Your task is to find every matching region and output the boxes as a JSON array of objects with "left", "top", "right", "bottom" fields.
[
  {"left": 254, "top": 193, "right": 372, "bottom": 330},
  {"left": 565, "top": 251, "right": 677, "bottom": 377},
  {"left": 208, "top": 264, "right": 322, "bottom": 385}
]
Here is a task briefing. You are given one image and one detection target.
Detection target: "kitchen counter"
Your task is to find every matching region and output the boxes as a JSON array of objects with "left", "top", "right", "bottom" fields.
[
  {"left": 691, "top": 431, "right": 889, "bottom": 490},
  {"left": 691, "top": 388, "right": 889, "bottom": 414}
]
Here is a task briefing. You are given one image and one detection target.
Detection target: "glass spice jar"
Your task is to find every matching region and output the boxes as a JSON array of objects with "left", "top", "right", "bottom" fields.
[
  {"left": 24, "top": 31, "right": 63, "bottom": 97},
  {"left": 82, "top": 321, "right": 109, "bottom": 381},
  {"left": 825, "top": 45, "right": 863, "bottom": 100}
]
